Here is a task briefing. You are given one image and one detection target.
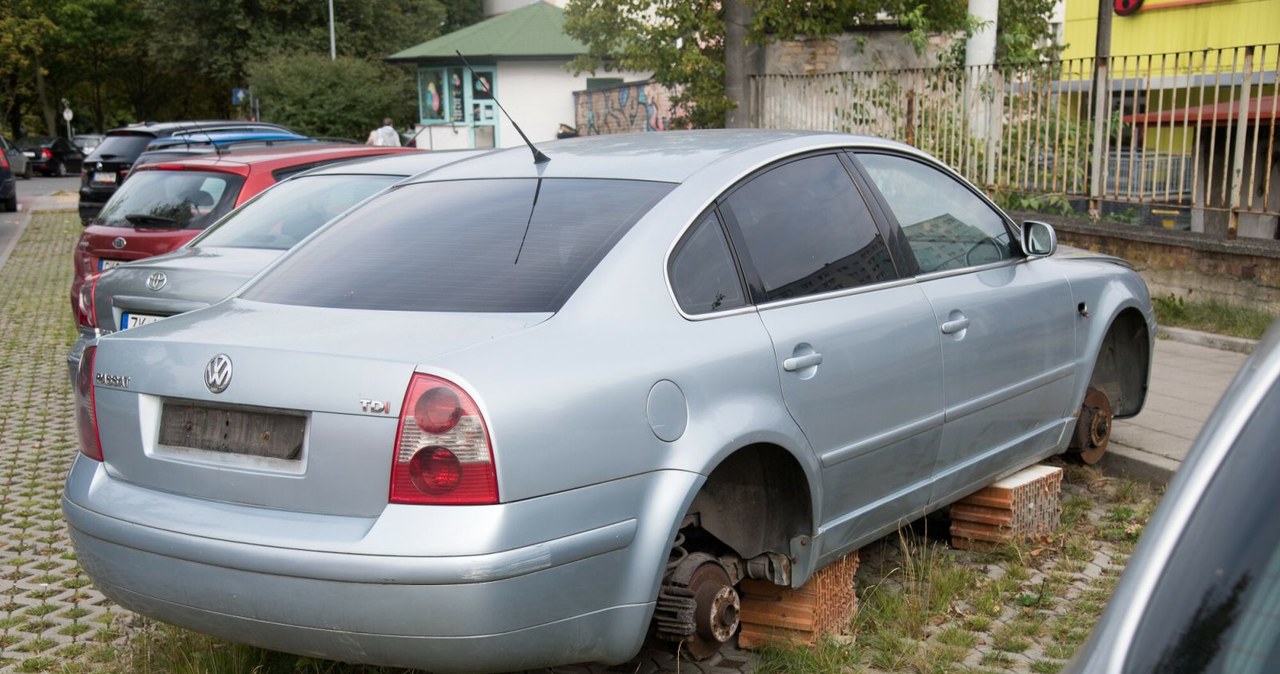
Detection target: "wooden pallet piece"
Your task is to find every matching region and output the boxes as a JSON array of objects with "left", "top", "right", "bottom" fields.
[
  {"left": 737, "top": 551, "right": 858, "bottom": 649},
  {"left": 950, "top": 464, "right": 1063, "bottom": 550}
]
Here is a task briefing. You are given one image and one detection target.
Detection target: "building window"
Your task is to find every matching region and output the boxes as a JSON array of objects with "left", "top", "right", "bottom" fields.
[{"left": 418, "top": 66, "right": 493, "bottom": 126}]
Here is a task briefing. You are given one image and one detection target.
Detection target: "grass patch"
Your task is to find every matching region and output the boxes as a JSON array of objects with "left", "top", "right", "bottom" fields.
[{"left": 1154, "top": 293, "right": 1275, "bottom": 340}]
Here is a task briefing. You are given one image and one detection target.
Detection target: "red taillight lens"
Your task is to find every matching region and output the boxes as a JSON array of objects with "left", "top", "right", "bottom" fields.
[
  {"left": 76, "top": 346, "right": 103, "bottom": 461},
  {"left": 390, "top": 374, "right": 497, "bottom": 505},
  {"left": 0, "top": 154, "right": 8, "bottom": 169},
  {"left": 74, "top": 273, "right": 101, "bottom": 329},
  {"left": 41, "top": 148, "right": 51, "bottom": 159}
]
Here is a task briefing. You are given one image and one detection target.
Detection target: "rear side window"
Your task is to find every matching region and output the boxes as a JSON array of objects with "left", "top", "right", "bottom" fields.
[
  {"left": 720, "top": 154, "right": 896, "bottom": 302},
  {"left": 94, "top": 170, "right": 246, "bottom": 230},
  {"left": 243, "top": 178, "right": 673, "bottom": 313},
  {"left": 669, "top": 211, "right": 747, "bottom": 314},
  {"left": 88, "top": 134, "right": 152, "bottom": 162},
  {"left": 194, "top": 175, "right": 398, "bottom": 250}
]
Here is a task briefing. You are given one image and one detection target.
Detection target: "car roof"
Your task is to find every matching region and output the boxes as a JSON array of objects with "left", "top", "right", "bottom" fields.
[
  {"left": 409, "top": 130, "right": 916, "bottom": 184},
  {"left": 296, "top": 149, "right": 487, "bottom": 178},
  {"left": 130, "top": 145, "right": 416, "bottom": 174},
  {"left": 106, "top": 121, "right": 292, "bottom": 137},
  {"left": 146, "top": 131, "right": 310, "bottom": 149}
]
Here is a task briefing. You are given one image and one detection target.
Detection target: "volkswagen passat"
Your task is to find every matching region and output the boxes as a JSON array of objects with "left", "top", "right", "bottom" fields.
[
  {"left": 68, "top": 151, "right": 484, "bottom": 381},
  {"left": 64, "top": 131, "right": 1154, "bottom": 672}
]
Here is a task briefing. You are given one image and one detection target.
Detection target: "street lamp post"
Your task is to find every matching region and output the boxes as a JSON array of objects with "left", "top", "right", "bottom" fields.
[{"left": 328, "top": 0, "right": 336, "bottom": 60}]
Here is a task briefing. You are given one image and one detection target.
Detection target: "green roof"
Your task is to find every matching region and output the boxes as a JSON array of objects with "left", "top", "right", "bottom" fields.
[{"left": 387, "top": 1, "right": 586, "bottom": 62}]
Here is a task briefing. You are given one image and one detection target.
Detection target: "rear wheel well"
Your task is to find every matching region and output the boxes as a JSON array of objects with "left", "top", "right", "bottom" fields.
[
  {"left": 685, "top": 444, "right": 811, "bottom": 560},
  {"left": 1091, "top": 308, "right": 1150, "bottom": 418}
]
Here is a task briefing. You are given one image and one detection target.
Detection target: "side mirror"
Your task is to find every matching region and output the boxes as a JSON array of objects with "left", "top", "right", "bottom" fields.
[{"left": 1021, "top": 220, "right": 1057, "bottom": 258}]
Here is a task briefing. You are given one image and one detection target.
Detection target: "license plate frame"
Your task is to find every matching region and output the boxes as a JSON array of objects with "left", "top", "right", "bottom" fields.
[
  {"left": 159, "top": 401, "right": 306, "bottom": 460},
  {"left": 93, "top": 171, "right": 117, "bottom": 185},
  {"left": 98, "top": 259, "right": 123, "bottom": 271},
  {"left": 120, "top": 311, "right": 163, "bottom": 330}
]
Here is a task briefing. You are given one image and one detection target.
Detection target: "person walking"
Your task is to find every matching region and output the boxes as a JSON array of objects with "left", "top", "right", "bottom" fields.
[{"left": 368, "top": 118, "right": 401, "bottom": 147}]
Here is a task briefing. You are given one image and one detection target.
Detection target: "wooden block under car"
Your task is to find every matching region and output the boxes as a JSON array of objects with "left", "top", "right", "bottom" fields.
[
  {"left": 737, "top": 551, "right": 858, "bottom": 649},
  {"left": 949, "top": 464, "right": 1063, "bottom": 550}
]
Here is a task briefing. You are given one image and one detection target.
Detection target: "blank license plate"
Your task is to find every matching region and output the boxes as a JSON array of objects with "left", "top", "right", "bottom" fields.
[
  {"left": 94, "top": 172, "right": 117, "bottom": 184},
  {"left": 159, "top": 402, "right": 305, "bottom": 460},
  {"left": 120, "top": 312, "right": 163, "bottom": 330}
]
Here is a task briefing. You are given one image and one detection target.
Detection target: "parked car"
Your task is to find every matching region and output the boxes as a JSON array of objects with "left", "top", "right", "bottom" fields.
[
  {"left": 78, "top": 121, "right": 295, "bottom": 224},
  {"left": 130, "top": 130, "right": 317, "bottom": 171},
  {"left": 68, "top": 150, "right": 483, "bottom": 380},
  {"left": 70, "top": 144, "right": 417, "bottom": 330},
  {"left": 18, "top": 136, "right": 84, "bottom": 176},
  {"left": 64, "top": 131, "right": 1155, "bottom": 672},
  {"left": 0, "top": 142, "right": 16, "bottom": 212},
  {"left": 73, "top": 133, "right": 105, "bottom": 154},
  {"left": 0, "top": 134, "right": 32, "bottom": 180},
  {"left": 1067, "top": 318, "right": 1280, "bottom": 673}
]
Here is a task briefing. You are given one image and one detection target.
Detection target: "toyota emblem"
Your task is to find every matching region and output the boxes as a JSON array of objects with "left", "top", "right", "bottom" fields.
[
  {"left": 204, "top": 354, "right": 233, "bottom": 394},
  {"left": 146, "top": 272, "right": 167, "bottom": 291},
  {"left": 112, "top": 237, "right": 127, "bottom": 250}
]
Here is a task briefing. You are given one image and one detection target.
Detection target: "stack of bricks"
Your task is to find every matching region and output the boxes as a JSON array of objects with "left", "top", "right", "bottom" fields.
[
  {"left": 950, "top": 464, "right": 1064, "bottom": 550},
  {"left": 737, "top": 551, "right": 858, "bottom": 649}
]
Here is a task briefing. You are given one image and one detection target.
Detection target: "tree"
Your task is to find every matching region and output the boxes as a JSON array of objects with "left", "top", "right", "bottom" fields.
[
  {"left": 564, "top": 0, "right": 1052, "bottom": 128},
  {"left": 248, "top": 51, "right": 416, "bottom": 140}
]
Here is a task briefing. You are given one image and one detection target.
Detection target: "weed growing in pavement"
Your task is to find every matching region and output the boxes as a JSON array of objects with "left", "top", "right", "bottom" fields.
[{"left": 1153, "top": 292, "right": 1276, "bottom": 340}]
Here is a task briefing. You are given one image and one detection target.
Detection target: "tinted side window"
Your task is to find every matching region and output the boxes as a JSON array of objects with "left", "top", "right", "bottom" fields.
[
  {"left": 721, "top": 154, "right": 895, "bottom": 302},
  {"left": 244, "top": 178, "right": 673, "bottom": 313},
  {"left": 857, "top": 153, "right": 1012, "bottom": 274},
  {"left": 669, "top": 211, "right": 746, "bottom": 314}
]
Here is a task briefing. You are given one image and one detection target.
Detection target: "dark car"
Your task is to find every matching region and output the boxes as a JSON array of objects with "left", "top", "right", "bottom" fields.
[
  {"left": 0, "top": 142, "right": 15, "bottom": 212},
  {"left": 130, "top": 131, "right": 317, "bottom": 172},
  {"left": 1067, "top": 318, "right": 1280, "bottom": 673},
  {"left": 17, "top": 136, "right": 84, "bottom": 176},
  {"left": 78, "top": 121, "right": 294, "bottom": 224}
]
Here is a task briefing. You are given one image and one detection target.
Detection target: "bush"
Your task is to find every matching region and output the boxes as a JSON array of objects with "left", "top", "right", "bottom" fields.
[{"left": 249, "top": 50, "right": 417, "bottom": 141}]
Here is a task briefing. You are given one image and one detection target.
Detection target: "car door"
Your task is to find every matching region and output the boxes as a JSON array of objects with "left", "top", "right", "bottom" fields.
[
  {"left": 718, "top": 152, "right": 945, "bottom": 565},
  {"left": 852, "top": 151, "right": 1077, "bottom": 507}
]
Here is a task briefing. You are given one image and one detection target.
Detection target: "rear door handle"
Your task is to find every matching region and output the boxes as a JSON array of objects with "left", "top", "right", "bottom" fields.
[
  {"left": 783, "top": 353, "right": 824, "bottom": 371},
  {"left": 941, "top": 317, "right": 970, "bottom": 334}
]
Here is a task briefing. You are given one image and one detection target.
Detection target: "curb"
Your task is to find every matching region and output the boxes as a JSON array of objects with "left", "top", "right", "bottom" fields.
[
  {"left": 1099, "top": 442, "right": 1179, "bottom": 486},
  {"left": 1158, "top": 325, "right": 1257, "bottom": 354}
]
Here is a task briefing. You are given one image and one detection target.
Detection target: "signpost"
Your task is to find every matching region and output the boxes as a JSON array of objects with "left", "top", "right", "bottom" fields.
[{"left": 62, "top": 106, "right": 73, "bottom": 140}]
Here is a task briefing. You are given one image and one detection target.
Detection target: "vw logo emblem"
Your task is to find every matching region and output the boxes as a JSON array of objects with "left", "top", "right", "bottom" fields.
[
  {"left": 146, "top": 272, "right": 167, "bottom": 291},
  {"left": 112, "top": 237, "right": 127, "bottom": 250},
  {"left": 204, "top": 354, "right": 233, "bottom": 394}
]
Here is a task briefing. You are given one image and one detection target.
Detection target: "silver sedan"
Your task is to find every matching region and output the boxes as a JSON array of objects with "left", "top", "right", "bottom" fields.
[{"left": 64, "top": 130, "right": 1154, "bottom": 672}]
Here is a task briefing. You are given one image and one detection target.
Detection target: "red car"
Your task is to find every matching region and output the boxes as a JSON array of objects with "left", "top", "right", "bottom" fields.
[{"left": 72, "top": 144, "right": 415, "bottom": 325}]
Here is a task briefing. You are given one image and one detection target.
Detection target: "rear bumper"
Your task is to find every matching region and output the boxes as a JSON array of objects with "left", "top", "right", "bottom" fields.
[{"left": 62, "top": 456, "right": 702, "bottom": 672}]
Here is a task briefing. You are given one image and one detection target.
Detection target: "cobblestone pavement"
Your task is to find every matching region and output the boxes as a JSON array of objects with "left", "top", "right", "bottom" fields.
[
  {"left": 0, "top": 211, "right": 1150, "bottom": 673},
  {"left": 0, "top": 211, "right": 128, "bottom": 669}
]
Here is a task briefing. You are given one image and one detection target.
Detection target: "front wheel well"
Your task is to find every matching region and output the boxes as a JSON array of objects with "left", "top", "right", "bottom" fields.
[
  {"left": 685, "top": 444, "right": 812, "bottom": 560},
  {"left": 1091, "top": 308, "right": 1151, "bottom": 418}
]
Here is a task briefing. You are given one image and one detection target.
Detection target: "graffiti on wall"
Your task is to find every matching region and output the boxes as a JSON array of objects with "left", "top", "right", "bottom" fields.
[{"left": 575, "top": 81, "right": 685, "bottom": 136}]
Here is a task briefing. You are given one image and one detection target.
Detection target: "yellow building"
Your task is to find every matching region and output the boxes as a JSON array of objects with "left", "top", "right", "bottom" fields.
[{"left": 1063, "top": 0, "right": 1280, "bottom": 60}]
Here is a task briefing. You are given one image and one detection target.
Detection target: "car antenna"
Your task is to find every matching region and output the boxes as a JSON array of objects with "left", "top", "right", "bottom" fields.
[{"left": 455, "top": 51, "right": 549, "bottom": 164}]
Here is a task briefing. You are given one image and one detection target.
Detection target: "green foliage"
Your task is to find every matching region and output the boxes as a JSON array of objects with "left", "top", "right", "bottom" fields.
[
  {"left": 248, "top": 51, "right": 416, "bottom": 140},
  {"left": 992, "top": 188, "right": 1074, "bottom": 215},
  {"left": 1153, "top": 293, "right": 1276, "bottom": 341}
]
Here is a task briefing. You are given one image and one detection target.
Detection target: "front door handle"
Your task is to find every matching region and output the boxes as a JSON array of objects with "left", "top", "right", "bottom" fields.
[
  {"left": 941, "top": 316, "right": 970, "bottom": 334},
  {"left": 783, "top": 353, "right": 824, "bottom": 371}
]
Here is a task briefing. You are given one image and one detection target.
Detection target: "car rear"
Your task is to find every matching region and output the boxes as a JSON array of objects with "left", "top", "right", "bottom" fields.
[{"left": 64, "top": 172, "right": 686, "bottom": 671}]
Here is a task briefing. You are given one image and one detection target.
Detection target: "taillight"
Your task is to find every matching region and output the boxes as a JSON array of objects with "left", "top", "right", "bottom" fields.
[
  {"left": 390, "top": 374, "right": 497, "bottom": 505},
  {"left": 74, "top": 273, "right": 101, "bottom": 329},
  {"left": 0, "top": 154, "right": 8, "bottom": 169},
  {"left": 41, "top": 148, "right": 52, "bottom": 159},
  {"left": 76, "top": 346, "right": 103, "bottom": 461}
]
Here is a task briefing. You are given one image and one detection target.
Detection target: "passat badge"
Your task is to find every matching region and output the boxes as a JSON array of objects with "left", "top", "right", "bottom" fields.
[
  {"left": 205, "top": 354, "right": 233, "bottom": 394},
  {"left": 146, "top": 272, "right": 167, "bottom": 291}
]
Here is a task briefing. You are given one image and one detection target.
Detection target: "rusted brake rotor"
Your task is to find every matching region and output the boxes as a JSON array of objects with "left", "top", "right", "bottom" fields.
[
  {"left": 1070, "top": 386, "right": 1113, "bottom": 464},
  {"left": 687, "top": 562, "right": 740, "bottom": 659}
]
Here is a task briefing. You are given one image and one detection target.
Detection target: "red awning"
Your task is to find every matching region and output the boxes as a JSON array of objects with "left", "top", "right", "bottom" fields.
[{"left": 1123, "top": 94, "right": 1280, "bottom": 126}]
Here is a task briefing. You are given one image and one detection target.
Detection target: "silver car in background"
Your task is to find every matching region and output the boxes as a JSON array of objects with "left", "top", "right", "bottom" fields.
[
  {"left": 67, "top": 151, "right": 484, "bottom": 379},
  {"left": 1067, "top": 318, "right": 1280, "bottom": 673},
  {"left": 65, "top": 131, "right": 1155, "bottom": 672}
]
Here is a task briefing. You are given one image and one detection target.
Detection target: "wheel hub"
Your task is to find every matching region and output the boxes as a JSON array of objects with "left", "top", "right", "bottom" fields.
[{"left": 1071, "top": 386, "right": 1113, "bottom": 464}]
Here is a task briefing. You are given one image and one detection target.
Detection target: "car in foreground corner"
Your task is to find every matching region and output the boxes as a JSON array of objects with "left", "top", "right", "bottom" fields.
[
  {"left": 65, "top": 130, "right": 1155, "bottom": 672},
  {"left": 70, "top": 143, "right": 417, "bottom": 329},
  {"left": 69, "top": 150, "right": 484, "bottom": 380},
  {"left": 1067, "top": 318, "right": 1280, "bottom": 673}
]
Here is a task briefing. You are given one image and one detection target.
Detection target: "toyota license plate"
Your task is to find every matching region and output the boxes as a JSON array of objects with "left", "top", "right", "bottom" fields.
[
  {"left": 98, "top": 259, "right": 123, "bottom": 271},
  {"left": 121, "top": 312, "right": 163, "bottom": 330}
]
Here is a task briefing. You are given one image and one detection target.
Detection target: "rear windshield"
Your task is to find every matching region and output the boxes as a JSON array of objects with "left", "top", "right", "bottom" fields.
[
  {"left": 94, "top": 169, "right": 246, "bottom": 230},
  {"left": 243, "top": 178, "right": 673, "bottom": 313},
  {"left": 88, "top": 134, "right": 153, "bottom": 162},
  {"left": 193, "top": 174, "right": 399, "bottom": 250}
]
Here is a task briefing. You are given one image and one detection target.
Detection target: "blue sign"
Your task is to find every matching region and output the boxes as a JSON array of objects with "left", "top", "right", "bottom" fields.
[{"left": 232, "top": 88, "right": 249, "bottom": 106}]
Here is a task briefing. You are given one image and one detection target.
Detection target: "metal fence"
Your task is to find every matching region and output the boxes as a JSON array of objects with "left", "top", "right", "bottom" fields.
[{"left": 749, "top": 44, "right": 1280, "bottom": 239}]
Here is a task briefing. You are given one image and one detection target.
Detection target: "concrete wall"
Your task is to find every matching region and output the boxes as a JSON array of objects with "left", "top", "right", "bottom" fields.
[
  {"left": 763, "top": 30, "right": 949, "bottom": 75},
  {"left": 1016, "top": 211, "right": 1280, "bottom": 311}
]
